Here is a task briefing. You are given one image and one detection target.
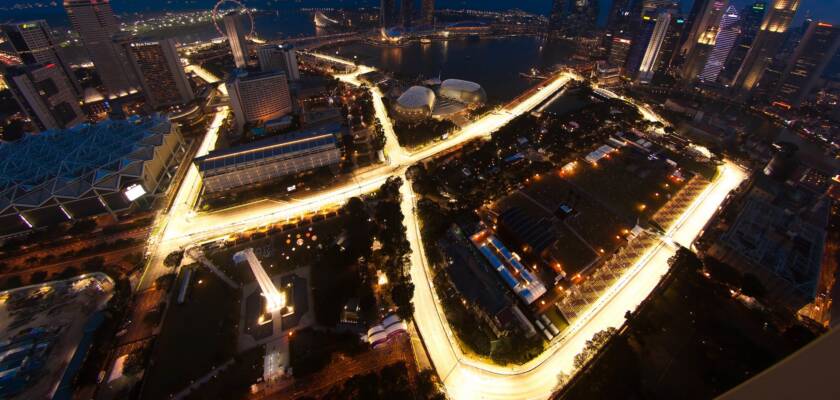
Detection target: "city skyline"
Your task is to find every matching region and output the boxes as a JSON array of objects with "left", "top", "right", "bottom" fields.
[{"left": 0, "top": 1, "right": 837, "bottom": 400}]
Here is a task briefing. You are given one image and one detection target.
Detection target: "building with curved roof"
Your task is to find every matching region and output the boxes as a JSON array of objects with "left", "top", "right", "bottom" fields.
[
  {"left": 393, "top": 86, "right": 436, "bottom": 120},
  {"left": 0, "top": 115, "right": 185, "bottom": 236},
  {"left": 439, "top": 79, "right": 486, "bottom": 105}
]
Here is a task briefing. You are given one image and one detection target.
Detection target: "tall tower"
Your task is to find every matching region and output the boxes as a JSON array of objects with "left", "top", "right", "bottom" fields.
[
  {"left": 549, "top": 0, "right": 567, "bottom": 33},
  {"left": 680, "top": 0, "right": 728, "bottom": 83},
  {"left": 224, "top": 12, "right": 250, "bottom": 69},
  {"left": 1, "top": 20, "right": 81, "bottom": 95},
  {"left": 638, "top": 11, "right": 674, "bottom": 83},
  {"left": 566, "top": 0, "right": 599, "bottom": 38},
  {"left": 720, "top": 1, "right": 767, "bottom": 86},
  {"left": 125, "top": 38, "right": 194, "bottom": 109},
  {"left": 380, "top": 0, "right": 398, "bottom": 29},
  {"left": 63, "top": 0, "right": 139, "bottom": 97},
  {"left": 2, "top": 63, "right": 86, "bottom": 132},
  {"left": 775, "top": 22, "right": 840, "bottom": 106},
  {"left": 257, "top": 43, "right": 300, "bottom": 81},
  {"left": 731, "top": 0, "right": 801, "bottom": 98},
  {"left": 681, "top": 0, "right": 728, "bottom": 57},
  {"left": 421, "top": 0, "right": 435, "bottom": 26},
  {"left": 401, "top": 0, "right": 414, "bottom": 28},
  {"left": 699, "top": 5, "right": 741, "bottom": 83},
  {"left": 624, "top": 8, "right": 660, "bottom": 78}
]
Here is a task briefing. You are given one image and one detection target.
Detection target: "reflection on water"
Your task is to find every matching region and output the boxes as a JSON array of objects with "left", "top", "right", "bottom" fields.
[{"left": 332, "top": 36, "right": 575, "bottom": 105}]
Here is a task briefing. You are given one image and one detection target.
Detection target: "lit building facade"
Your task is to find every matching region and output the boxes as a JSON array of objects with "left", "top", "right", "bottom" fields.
[
  {"left": 421, "top": 0, "right": 435, "bottom": 26},
  {"left": 699, "top": 5, "right": 741, "bottom": 83},
  {"left": 731, "top": 0, "right": 800, "bottom": 98},
  {"left": 63, "top": 0, "right": 139, "bottom": 97},
  {"left": 194, "top": 123, "right": 342, "bottom": 195},
  {"left": 257, "top": 43, "right": 300, "bottom": 81},
  {"left": 224, "top": 12, "right": 250, "bottom": 69},
  {"left": 226, "top": 70, "right": 293, "bottom": 133},
  {"left": 126, "top": 38, "right": 194, "bottom": 109},
  {"left": 0, "top": 115, "right": 186, "bottom": 236},
  {"left": 638, "top": 11, "right": 674, "bottom": 83},
  {"left": 1, "top": 20, "right": 81, "bottom": 95},
  {"left": 774, "top": 22, "right": 840, "bottom": 106},
  {"left": 2, "top": 63, "right": 86, "bottom": 132},
  {"left": 720, "top": 1, "right": 767, "bottom": 86}
]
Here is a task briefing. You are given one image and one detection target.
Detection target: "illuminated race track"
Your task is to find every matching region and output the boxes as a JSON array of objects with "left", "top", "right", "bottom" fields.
[{"left": 140, "top": 56, "right": 747, "bottom": 399}]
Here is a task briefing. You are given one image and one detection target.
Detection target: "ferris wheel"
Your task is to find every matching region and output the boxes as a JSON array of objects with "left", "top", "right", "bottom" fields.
[{"left": 212, "top": 0, "right": 256, "bottom": 38}]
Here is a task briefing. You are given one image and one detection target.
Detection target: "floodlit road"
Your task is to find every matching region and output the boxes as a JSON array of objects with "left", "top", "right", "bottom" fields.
[
  {"left": 137, "top": 55, "right": 745, "bottom": 399},
  {"left": 403, "top": 161, "right": 746, "bottom": 400}
]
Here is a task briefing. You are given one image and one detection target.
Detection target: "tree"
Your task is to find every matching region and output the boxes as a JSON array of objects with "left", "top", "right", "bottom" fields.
[
  {"left": 164, "top": 250, "right": 184, "bottom": 268},
  {"left": 740, "top": 273, "right": 766, "bottom": 299},
  {"left": 391, "top": 281, "right": 415, "bottom": 320},
  {"left": 703, "top": 257, "right": 741, "bottom": 287},
  {"left": 57, "top": 266, "right": 80, "bottom": 280},
  {"left": 83, "top": 256, "right": 105, "bottom": 272},
  {"left": 29, "top": 270, "right": 48, "bottom": 284}
]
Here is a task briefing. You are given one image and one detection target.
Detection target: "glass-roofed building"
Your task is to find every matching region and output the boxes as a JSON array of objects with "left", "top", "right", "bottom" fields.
[
  {"left": 0, "top": 115, "right": 186, "bottom": 236},
  {"left": 194, "top": 123, "right": 343, "bottom": 196}
]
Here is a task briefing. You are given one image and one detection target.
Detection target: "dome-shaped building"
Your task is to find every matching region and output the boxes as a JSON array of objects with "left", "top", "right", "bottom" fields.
[
  {"left": 439, "top": 79, "right": 486, "bottom": 105},
  {"left": 394, "top": 86, "right": 436, "bottom": 120}
]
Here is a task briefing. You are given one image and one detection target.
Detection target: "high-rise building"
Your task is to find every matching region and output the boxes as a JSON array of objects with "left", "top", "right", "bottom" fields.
[
  {"left": 1, "top": 20, "right": 81, "bottom": 95},
  {"left": 680, "top": 1, "right": 728, "bottom": 83},
  {"left": 680, "top": 0, "right": 728, "bottom": 57},
  {"left": 63, "top": 0, "right": 138, "bottom": 97},
  {"left": 638, "top": 12, "right": 674, "bottom": 83},
  {"left": 2, "top": 63, "right": 86, "bottom": 132},
  {"left": 699, "top": 5, "right": 741, "bottom": 83},
  {"left": 609, "top": 36, "right": 633, "bottom": 69},
  {"left": 549, "top": 0, "right": 568, "bottom": 33},
  {"left": 775, "top": 22, "right": 840, "bottom": 106},
  {"left": 257, "top": 43, "right": 300, "bottom": 81},
  {"left": 125, "top": 38, "right": 194, "bottom": 109},
  {"left": 720, "top": 1, "right": 767, "bottom": 86},
  {"left": 226, "top": 71, "right": 292, "bottom": 133},
  {"left": 566, "top": 0, "right": 599, "bottom": 38},
  {"left": 624, "top": 9, "right": 660, "bottom": 78},
  {"left": 657, "top": 14, "right": 687, "bottom": 76},
  {"left": 401, "top": 0, "right": 414, "bottom": 28},
  {"left": 731, "top": 0, "right": 801, "bottom": 98},
  {"left": 380, "top": 0, "right": 398, "bottom": 29},
  {"left": 224, "top": 12, "right": 250, "bottom": 69},
  {"left": 421, "top": 0, "right": 435, "bottom": 26}
]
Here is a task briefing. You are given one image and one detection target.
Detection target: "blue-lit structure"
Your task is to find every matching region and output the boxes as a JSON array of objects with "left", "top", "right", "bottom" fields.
[
  {"left": 195, "top": 123, "right": 343, "bottom": 195},
  {"left": 0, "top": 115, "right": 186, "bottom": 236},
  {"left": 470, "top": 230, "right": 547, "bottom": 305}
]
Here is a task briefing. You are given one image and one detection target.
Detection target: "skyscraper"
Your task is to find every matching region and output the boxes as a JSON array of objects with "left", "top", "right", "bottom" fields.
[
  {"left": 609, "top": 36, "right": 633, "bottom": 69},
  {"left": 680, "top": 1, "right": 728, "bottom": 83},
  {"left": 549, "top": 0, "right": 567, "bottom": 33},
  {"left": 624, "top": 9, "right": 660, "bottom": 78},
  {"left": 658, "top": 14, "right": 687, "bottom": 75},
  {"left": 226, "top": 71, "right": 293, "bottom": 133},
  {"left": 720, "top": 1, "right": 767, "bottom": 86},
  {"left": 380, "top": 0, "right": 398, "bottom": 29},
  {"left": 681, "top": 0, "right": 728, "bottom": 57},
  {"left": 1, "top": 20, "right": 81, "bottom": 95},
  {"left": 257, "top": 44, "right": 300, "bottom": 81},
  {"left": 63, "top": 0, "right": 139, "bottom": 97},
  {"left": 421, "top": 0, "right": 435, "bottom": 26},
  {"left": 775, "top": 22, "right": 840, "bottom": 106},
  {"left": 2, "top": 63, "right": 86, "bottom": 132},
  {"left": 731, "top": 0, "right": 801, "bottom": 98},
  {"left": 699, "top": 5, "right": 740, "bottom": 83},
  {"left": 638, "top": 11, "right": 674, "bottom": 83},
  {"left": 401, "top": 0, "right": 414, "bottom": 28},
  {"left": 566, "top": 0, "right": 599, "bottom": 38},
  {"left": 224, "top": 12, "right": 250, "bottom": 69},
  {"left": 126, "top": 38, "right": 194, "bottom": 109}
]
